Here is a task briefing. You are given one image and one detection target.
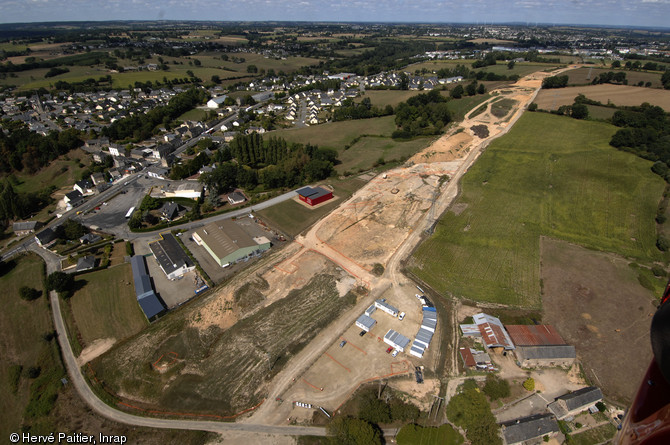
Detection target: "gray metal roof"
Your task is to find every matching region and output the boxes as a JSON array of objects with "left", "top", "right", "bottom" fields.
[
  {"left": 13, "top": 221, "right": 39, "bottom": 231},
  {"left": 517, "top": 345, "right": 576, "bottom": 360},
  {"left": 35, "top": 228, "right": 56, "bottom": 244},
  {"left": 416, "top": 329, "right": 434, "bottom": 343},
  {"left": 423, "top": 311, "right": 437, "bottom": 320},
  {"left": 557, "top": 386, "right": 603, "bottom": 412},
  {"left": 501, "top": 414, "right": 559, "bottom": 445},
  {"left": 375, "top": 299, "right": 399, "bottom": 314},
  {"left": 130, "top": 255, "right": 164, "bottom": 319},
  {"left": 384, "top": 329, "right": 410, "bottom": 349},
  {"left": 422, "top": 318, "right": 437, "bottom": 329},
  {"left": 76, "top": 255, "right": 96, "bottom": 271},
  {"left": 356, "top": 314, "right": 376, "bottom": 330},
  {"left": 138, "top": 293, "right": 164, "bottom": 319}
]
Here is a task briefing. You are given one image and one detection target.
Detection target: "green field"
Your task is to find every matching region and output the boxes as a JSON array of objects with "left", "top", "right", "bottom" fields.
[
  {"left": 397, "top": 424, "right": 464, "bottom": 445},
  {"left": 446, "top": 94, "right": 492, "bottom": 121},
  {"left": 67, "top": 264, "right": 148, "bottom": 347},
  {"left": 337, "top": 135, "right": 433, "bottom": 174},
  {"left": 357, "top": 90, "right": 420, "bottom": 108},
  {"left": 10, "top": 148, "right": 92, "bottom": 195},
  {"left": 271, "top": 115, "right": 397, "bottom": 150},
  {"left": 258, "top": 177, "right": 366, "bottom": 237},
  {"left": 91, "top": 272, "right": 355, "bottom": 415},
  {"left": 0, "top": 254, "right": 63, "bottom": 439},
  {"left": 568, "top": 423, "right": 617, "bottom": 445},
  {"left": 410, "top": 112, "right": 666, "bottom": 307},
  {"left": 178, "top": 108, "right": 210, "bottom": 122}
]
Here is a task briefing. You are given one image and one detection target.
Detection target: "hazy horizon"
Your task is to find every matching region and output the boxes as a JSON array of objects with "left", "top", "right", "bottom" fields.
[{"left": 0, "top": 0, "right": 668, "bottom": 29}]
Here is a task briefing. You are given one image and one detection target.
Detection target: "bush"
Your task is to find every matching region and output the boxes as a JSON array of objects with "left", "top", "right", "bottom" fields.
[
  {"left": 523, "top": 377, "right": 535, "bottom": 391},
  {"left": 483, "top": 374, "right": 510, "bottom": 401},
  {"left": 657, "top": 235, "right": 670, "bottom": 252},
  {"left": 26, "top": 366, "right": 41, "bottom": 379},
  {"left": 652, "top": 266, "right": 667, "bottom": 277},
  {"left": 596, "top": 401, "right": 606, "bottom": 412},
  {"left": 19, "top": 286, "right": 41, "bottom": 301},
  {"left": 371, "top": 263, "right": 385, "bottom": 276}
]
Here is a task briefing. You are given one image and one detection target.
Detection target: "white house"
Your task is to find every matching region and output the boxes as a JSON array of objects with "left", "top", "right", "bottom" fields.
[
  {"left": 207, "top": 95, "right": 228, "bottom": 109},
  {"left": 374, "top": 299, "right": 399, "bottom": 317}
]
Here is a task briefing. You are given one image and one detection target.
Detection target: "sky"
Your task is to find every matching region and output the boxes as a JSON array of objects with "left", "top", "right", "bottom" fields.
[{"left": 0, "top": 0, "right": 669, "bottom": 28}]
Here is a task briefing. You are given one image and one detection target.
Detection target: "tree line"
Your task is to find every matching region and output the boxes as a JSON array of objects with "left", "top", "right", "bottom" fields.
[
  {"left": 199, "top": 133, "right": 337, "bottom": 195},
  {"left": 332, "top": 97, "right": 393, "bottom": 122}
]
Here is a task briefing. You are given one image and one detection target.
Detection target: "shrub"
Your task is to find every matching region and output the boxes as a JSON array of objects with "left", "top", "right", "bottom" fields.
[
  {"left": 657, "top": 235, "right": 670, "bottom": 252},
  {"left": 596, "top": 401, "right": 606, "bottom": 412},
  {"left": 26, "top": 366, "right": 41, "bottom": 379},
  {"left": 652, "top": 266, "right": 667, "bottom": 277},
  {"left": 371, "top": 263, "right": 385, "bottom": 276},
  {"left": 483, "top": 374, "right": 510, "bottom": 401},
  {"left": 19, "top": 286, "right": 41, "bottom": 301},
  {"left": 523, "top": 377, "right": 535, "bottom": 391}
]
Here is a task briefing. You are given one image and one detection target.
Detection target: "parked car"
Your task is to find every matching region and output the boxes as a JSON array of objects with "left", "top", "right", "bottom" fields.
[
  {"left": 386, "top": 347, "right": 393, "bottom": 353},
  {"left": 398, "top": 312, "right": 406, "bottom": 321},
  {"left": 359, "top": 330, "right": 366, "bottom": 337},
  {"left": 339, "top": 340, "right": 347, "bottom": 348},
  {"left": 391, "top": 349, "right": 399, "bottom": 358}
]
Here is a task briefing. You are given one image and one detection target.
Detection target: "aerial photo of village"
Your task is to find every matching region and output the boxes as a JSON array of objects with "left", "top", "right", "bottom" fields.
[{"left": 1, "top": 1, "right": 670, "bottom": 445}]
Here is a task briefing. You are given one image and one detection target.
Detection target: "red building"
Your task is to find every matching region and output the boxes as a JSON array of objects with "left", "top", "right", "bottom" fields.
[{"left": 296, "top": 186, "right": 333, "bottom": 206}]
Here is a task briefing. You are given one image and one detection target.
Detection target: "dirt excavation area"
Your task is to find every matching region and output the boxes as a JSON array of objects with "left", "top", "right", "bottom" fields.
[
  {"left": 90, "top": 69, "right": 562, "bottom": 423},
  {"left": 540, "top": 237, "right": 658, "bottom": 405}
]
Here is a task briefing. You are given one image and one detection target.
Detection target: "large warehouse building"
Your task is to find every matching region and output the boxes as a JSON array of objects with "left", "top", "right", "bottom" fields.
[
  {"left": 296, "top": 186, "right": 333, "bottom": 206},
  {"left": 193, "top": 219, "right": 271, "bottom": 267}
]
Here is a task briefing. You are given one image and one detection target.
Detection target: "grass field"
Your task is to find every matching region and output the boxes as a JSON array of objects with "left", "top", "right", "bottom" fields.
[
  {"left": 357, "top": 90, "right": 420, "bottom": 108},
  {"left": 446, "top": 94, "right": 492, "bottom": 121},
  {"left": 68, "top": 264, "right": 148, "bottom": 347},
  {"left": 563, "top": 67, "right": 663, "bottom": 88},
  {"left": 10, "top": 148, "right": 92, "bottom": 195},
  {"left": 586, "top": 105, "right": 618, "bottom": 120},
  {"left": 91, "top": 272, "right": 355, "bottom": 415},
  {"left": 178, "top": 108, "right": 209, "bottom": 122},
  {"left": 0, "top": 254, "right": 64, "bottom": 439},
  {"left": 534, "top": 84, "right": 670, "bottom": 112},
  {"left": 568, "top": 423, "right": 617, "bottom": 445},
  {"left": 409, "top": 112, "right": 666, "bottom": 307},
  {"left": 258, "top": 177, "right": 366, "bottom": 237},
  {"left": 336, "top": 135, "right": 433, "bottom": 174},
  {"left": 271, "top": 115, "right": 397, "bottom": 151},
  {"left": 405, "top": 60, "right": 559, "bottom": 78}
]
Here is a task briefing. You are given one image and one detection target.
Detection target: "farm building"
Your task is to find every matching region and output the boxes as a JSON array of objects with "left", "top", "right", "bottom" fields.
[
  {"left": 505, "top": 325, "right": 567, "bottom": 346},
  {"left": 13, "top": 221, "right": 42, "bottom": 236},
  {"left": 163, "top": 182, "right": 203, "bottom": 199},
  {"left": 514, "top": 345, "right": 576, "bottom": 368},
  {"left": 383, "top": 329, "right": 411, "bottom": 352},
  {"left": 227, "top": 191, "right": 246, "bottom": 205},
  {"left": 374, "top": 299, "right": 399, "bottom": 317},
  {"left": 193, "top": 220, "right": 271, "bottom": 267},
  {"left": 296, "top": 186, "right": 333, "bottom": 206},
  {"left": 459, "top": 347, "right": 492, "bottom": 370},
  {"left": 149, "top": 233, "right": 195, "bottom": 280},
  {"left": 460, "top": 313, "right": 515, "bottom": 351},
  {"left": 130, "top": 255, "right": 165, "bottom": 321},
  {"left": 355, "top": 314, "right": 377, "bottom": 332},
  {"left": 365, "top": 303, "right": 376, "bottom": 317},
  {"left": 548, "top": 386, "right": 603, "bottom": 420},
  {"left": 500, "top": 414, "right": 560, "bottom": 445}
]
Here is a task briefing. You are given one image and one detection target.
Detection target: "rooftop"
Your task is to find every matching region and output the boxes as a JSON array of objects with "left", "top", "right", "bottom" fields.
[
  {"left": 506, "top": 325, "right": 566, "bottom": 346},
  {"left": 296, "top": 186, "right": 332, "bottom": 200},
  {"left": 195, "top": 220, "right": 259, "bottom": 260},
  {"left": 501, "top": 414, "right": 560, "bottom": 445},
  {"left": 149, "top": 233, "right": 193, "bottom": 277}
]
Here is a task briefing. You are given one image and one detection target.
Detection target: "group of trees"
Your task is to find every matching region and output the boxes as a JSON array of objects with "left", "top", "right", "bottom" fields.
[
  {"left": 591, "top": 71, "right": 627, "bottom": 85},
  {"left": 199, "top": 133, "right": 337, "bottom": 195},
  {"left": 332, "top": 97, "right": 393, "bottom": 121},
  {"left": 542, "top": 75, "right": 569, "bottom": 89},
  {"left": 101, "top": 87, "right": 208, "bottom": 141},
  {"left": 0, "top": 181, "right": 53, "bottom": 226},
  {"left": 0, "top": 121, "right": 83, "bottom": 174},
  {"left": 609, "top": 104, "right": 670, "bottom": 185},
  {"left": 393, "top": 90, "right": 451, "bottom": 139},
  {"left": 450, "top": 80, "right": 487, "bottom": 99},
  {"left": 446, "top": 379, "right": 502, "bottom": 445}
]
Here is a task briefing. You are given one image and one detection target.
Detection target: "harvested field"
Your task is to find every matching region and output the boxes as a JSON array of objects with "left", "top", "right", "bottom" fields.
[
  {"left": 563, "top": 67, "right": 663, "bottom": 88},
  {"left": 534, "top": 84, "right": 670, "bottom": 111},
  {"left": 410, "top": 113, "right": 666, "bottom": 307},
  {"left": 90, "top": 251, "right": 356, "bottom": 416},
  {"left": 541, "top": 237, "right": 657, "bottom": 405}
]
